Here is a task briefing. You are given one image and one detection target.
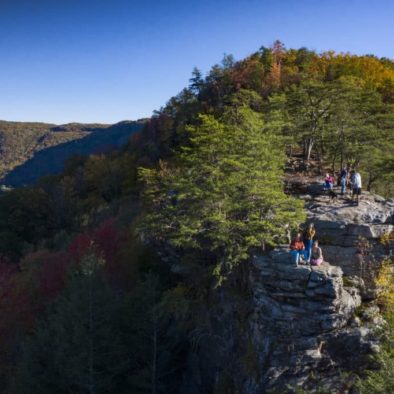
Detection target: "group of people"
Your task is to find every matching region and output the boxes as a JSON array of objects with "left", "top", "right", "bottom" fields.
[
  {"left": 324, "top": 167, "right": 362, "bottom": 205},
  {"left": 289, "top": 223, "right": 323, "bottom": 266},
  {"left": 288, "top": 168, "right": 364, "bottom": 266}
]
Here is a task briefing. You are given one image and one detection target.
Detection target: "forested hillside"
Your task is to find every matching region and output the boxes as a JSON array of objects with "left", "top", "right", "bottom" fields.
[
  {"left": 0, "top": 42, "right": 393, "bottom": 393},
  {"left": 0, "top": 120, "right": 145, "bottom": 187}
]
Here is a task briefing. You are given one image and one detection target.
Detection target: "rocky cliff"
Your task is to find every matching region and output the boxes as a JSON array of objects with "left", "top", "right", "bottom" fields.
[
  {"left": 242, "top": 189, "right": 393, "bottom": 393},
  {"left": 305, "top": 191, "right": 393, "bottom": 300}
]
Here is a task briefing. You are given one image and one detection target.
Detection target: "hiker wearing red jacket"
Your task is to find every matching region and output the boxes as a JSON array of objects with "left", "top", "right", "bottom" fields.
[{"left": 289, "top": 233, "right": 307, "bottom": 265}]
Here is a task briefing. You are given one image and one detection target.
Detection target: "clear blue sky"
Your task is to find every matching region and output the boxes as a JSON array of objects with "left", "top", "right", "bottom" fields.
[{"left": 0, "top": 0, "right": 393, "bottom": 124}]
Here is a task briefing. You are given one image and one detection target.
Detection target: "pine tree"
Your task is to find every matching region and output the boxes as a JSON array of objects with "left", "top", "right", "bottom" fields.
[{"left": 189, "top": 67, "right": 204, "bottom": 95}]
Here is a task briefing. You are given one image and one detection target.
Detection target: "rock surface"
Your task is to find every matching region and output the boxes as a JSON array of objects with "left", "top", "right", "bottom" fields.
[
  {"left": 245, "top": 254, "right": 380, "bottom": 392},
  {"left": 305, "top": 191, "right": 394, "bottom": 299},
  {"left": 241, "top": 190, "right": 393, "bottom": 392}
]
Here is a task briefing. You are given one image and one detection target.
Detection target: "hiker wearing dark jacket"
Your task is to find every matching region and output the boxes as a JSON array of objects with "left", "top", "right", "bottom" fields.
[
  {"left": 339, "top": 167, "right": 348, "bottom": 195},
  {"left": 303, "top": 223, "right": 316, "bottom": 262}
]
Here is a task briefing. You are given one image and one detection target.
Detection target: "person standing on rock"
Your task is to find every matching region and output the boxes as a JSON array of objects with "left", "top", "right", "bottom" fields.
[
  {"left": 351, "top": 170, "right": 362, "bottom": 205},
  {"left": 289, "top": 233, "right": 307, "bottom": 265},
  {"left": 339, "top": 167, "right": 348, "bottom": 196},
  {"left": 303, "top": 223, "right": 315, "bottom": 262},
  {"left": 310, "top": 240, "right": 323, "bottom": 266}
]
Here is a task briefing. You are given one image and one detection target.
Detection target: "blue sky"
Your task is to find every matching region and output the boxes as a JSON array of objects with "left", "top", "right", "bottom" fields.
[{"left": 0, "top": 0, "right": 393, "bottom": 124}]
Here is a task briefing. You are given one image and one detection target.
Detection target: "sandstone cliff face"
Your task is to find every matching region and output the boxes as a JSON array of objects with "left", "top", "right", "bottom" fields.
[{"left": 243, "top": 192, "right": 393, "bottom": 393}]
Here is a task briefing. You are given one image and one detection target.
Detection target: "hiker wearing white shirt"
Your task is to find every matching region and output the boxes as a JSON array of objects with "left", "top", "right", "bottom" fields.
[{"left": 351, "top": 171, "right": 362, "bottom": 205}]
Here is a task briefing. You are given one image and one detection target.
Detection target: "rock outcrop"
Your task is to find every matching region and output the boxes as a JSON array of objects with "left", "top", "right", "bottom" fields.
[
  {"left": 242, "top": 190, "right": 393, "bottom": 392},
  {"left": 245, "top": 254, "right": 380, "bottom": 392},
  {"left": 304, "top": 191, "right": 394, "bottom": 299}
]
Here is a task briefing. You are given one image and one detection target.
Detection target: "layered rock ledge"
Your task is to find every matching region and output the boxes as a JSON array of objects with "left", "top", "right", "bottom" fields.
[
  {"left": 304, "top": 191, "right": 394, "bottom": 299},
  {"left": 245, "top": 253, "right": 381, "bottom": 393},
  {"left": 242, "top": 191, "right": 393, "bottom": 392}
]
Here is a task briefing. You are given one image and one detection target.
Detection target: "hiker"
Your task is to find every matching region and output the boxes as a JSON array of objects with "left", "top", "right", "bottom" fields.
[
  {"left": 324, "top": 173, "right": 334, "bottom": 190},
  {"left": 289, "top": 233, "right": 306, "bottom": 264},
  {"left": 310, "top": 240, "right": 323, "bottom": 266},
  {"left": 351, "top": 170, "right": 362, "bottom": 205},
  {"left": 303, "top": 223, "right": 316, "bottom": 262},
  {"left": 339, "top": 167, "right": 348, "bottom": 195}
]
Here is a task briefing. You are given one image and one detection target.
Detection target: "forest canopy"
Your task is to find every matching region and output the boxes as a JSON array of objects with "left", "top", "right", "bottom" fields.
[{"left": 0, "top": 42, "right": 393, "bottom": 393}]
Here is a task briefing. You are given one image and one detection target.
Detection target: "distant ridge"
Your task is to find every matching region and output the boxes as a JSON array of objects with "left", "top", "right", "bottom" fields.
[{"left": 0, "top": 119, "right": 146, "bottom": 187}]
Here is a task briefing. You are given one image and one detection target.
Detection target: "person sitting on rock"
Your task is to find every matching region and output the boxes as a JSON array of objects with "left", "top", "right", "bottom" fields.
[
  {"left": 324, "top": 173, "right": 334, "bottom": 190},
  {"left": 289, "top": 233, "right": 307, "bottom": 264},
  {"left": 303, "top": 223, "right": 315, "bottom": 262},
  {"left": 310, "top": 240, "right": 323, "bottom": 266}
]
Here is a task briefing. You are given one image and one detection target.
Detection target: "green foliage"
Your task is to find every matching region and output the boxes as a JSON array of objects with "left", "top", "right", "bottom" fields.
[
  {"left": 0, "top": 121, "right": 88, "bottom": 181},
  {"left": 284, "top": 80, "right": 334, "bottom": 163},
  {"left": 0, "top": 147, "right": 142, "bottom": 261},
  {"left": 127, "top": 274, "right": 185, "bottom": 393},
  {"left": 0, "top": 42, "right": 393, "bottom": 393},
  {"left": 139, "top": 99, "right": 304, "bottom": 284},
  {"left": 268, "top": 76, "right": 394, "bottom": 195},
  {"left": 357, "top": 350, "right": 394, "bottom": 393},
  {"left": 12, "top": 253, "right": 131, "bottom": 394},
  {"left": 0, "top": 187, "right": 53, "bottom": 260},
  {"left": 357, "top": 260, "right": 394, "bottom": 393},
  {"left": 83, "top": 153, "right": 138, "bottom": 205},
  {"left": 136, "top": 44, "right": 394, "bottom": 195}
]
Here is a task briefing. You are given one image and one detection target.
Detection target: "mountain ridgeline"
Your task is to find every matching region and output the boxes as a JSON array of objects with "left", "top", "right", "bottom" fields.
[
  {"left": 0, "top": 120, "right": 145, "bottom": 187},
  {"left": 0, "top": 42, "right": 393, "bottom": 393}
]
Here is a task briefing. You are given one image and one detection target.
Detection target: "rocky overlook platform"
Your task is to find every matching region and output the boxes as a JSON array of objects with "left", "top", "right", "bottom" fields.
[
  {"left": 244, "top": 189, "right": 393, "bottom": 393},
  {"left": 304, "top": 190, "right": 393, "bottom": 300}
]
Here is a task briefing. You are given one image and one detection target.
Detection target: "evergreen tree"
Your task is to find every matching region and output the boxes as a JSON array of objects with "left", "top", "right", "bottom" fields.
[
  {"left": 139, "top": 93, "right": 304, "bottom": 284},
  {"left": 326, "top": 78, "right": 390, "bottom": 171},
  {"left": 189, "top": 67, "right": 204, "bottom": 95}
]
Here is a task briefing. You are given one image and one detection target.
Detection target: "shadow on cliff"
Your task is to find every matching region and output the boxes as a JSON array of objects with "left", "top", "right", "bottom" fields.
[{"left": 1, "top": 121, "right": 145, "bottom": 187}]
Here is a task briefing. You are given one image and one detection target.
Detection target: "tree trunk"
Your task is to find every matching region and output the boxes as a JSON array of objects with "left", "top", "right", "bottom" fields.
[
  {"left": 339, "top": 144, "right": 343, "bottom": 171},
  {"left": 318, "top": 136, "right": 325, "bottom": 175},
  {"left": 331, "top": 157, "right": 336, "bottom": 174},
  {"left": 367, "top": 173, "right": 376, "bottom": 191},
  {"left": 88, "top": 273, "right": 95, "bottom": 394},
  {"left": 151, "top": 283, "right": 158, "bottom": 394},
  {"left": 151, "top": 319, "right": 157, "bottom": 394},
  {"left": 305, "top": 138, "right": 314, "bottom": 163},
  {"left": 288, "top": 144, "right": 293, "bottom": 158},
  {"left": 331, "top": 147, "right": 338, "bottom": 173}
]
